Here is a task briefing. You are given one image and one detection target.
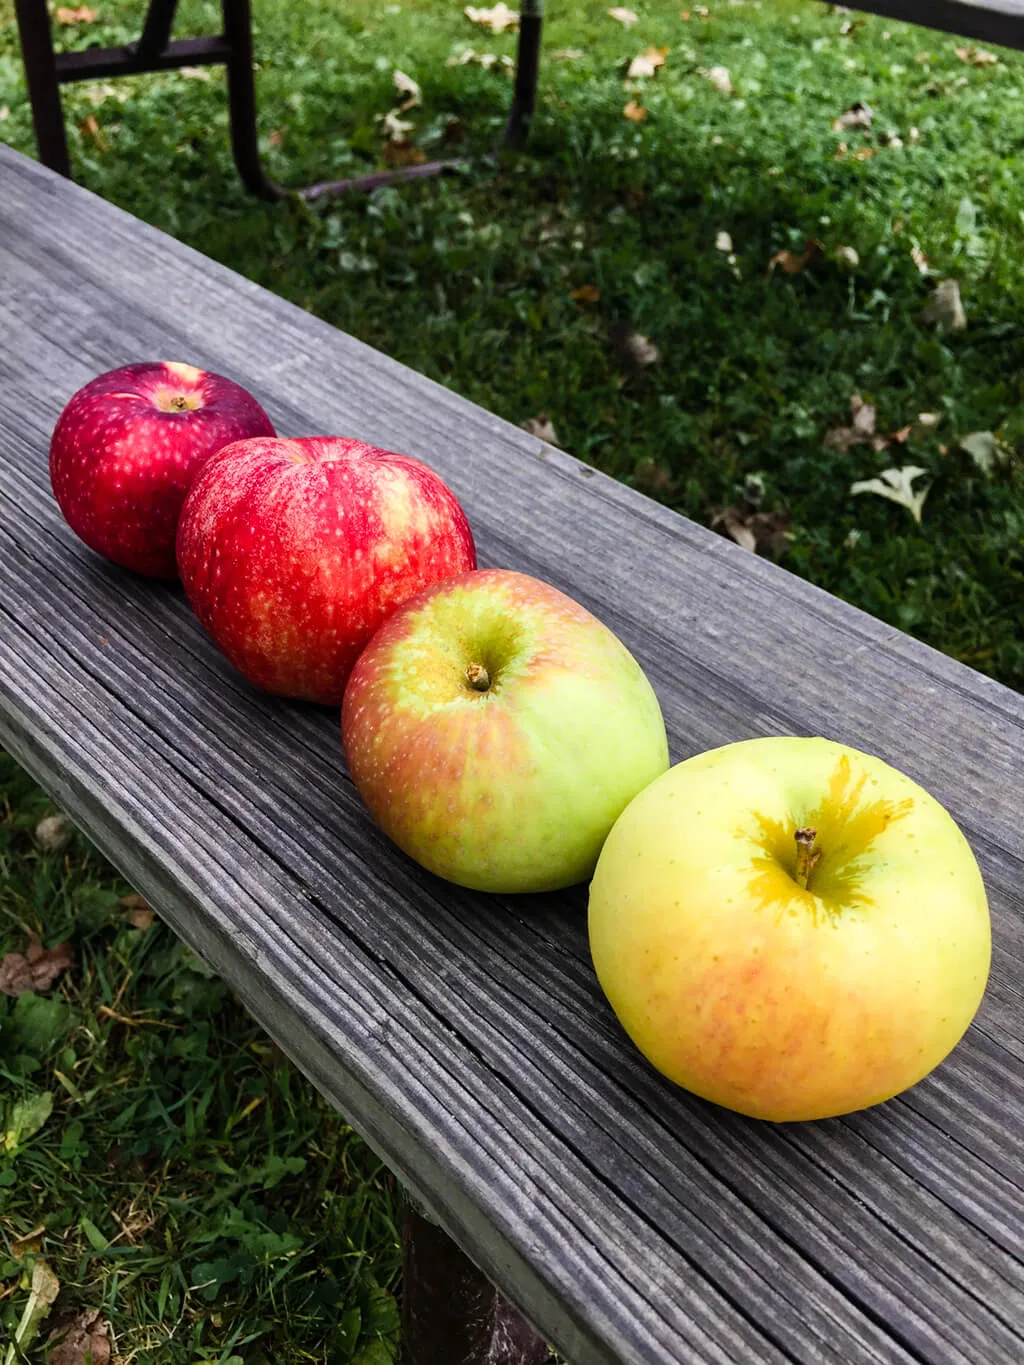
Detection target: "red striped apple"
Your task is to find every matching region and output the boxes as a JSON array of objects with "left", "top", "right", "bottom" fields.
[
  {"left": 49, "top": 362, "right": 274, "bottom": 577},
  {"left": 342, "top": 569, "right": 669, "bottom": 893},
  {"left": 177, "top": 436, "right": 476, "bottom": 705},
  {"left": 588, "top": 736, "right": 991, "bottom": 1121}
]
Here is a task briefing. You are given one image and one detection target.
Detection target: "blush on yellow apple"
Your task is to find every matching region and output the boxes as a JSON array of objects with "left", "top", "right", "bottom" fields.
[
  {"left": 342, "top": 569, "right": 669, "bottom": 893},
  {"left": 588, "top": 736, "right": 991, "bottom": 1122}
]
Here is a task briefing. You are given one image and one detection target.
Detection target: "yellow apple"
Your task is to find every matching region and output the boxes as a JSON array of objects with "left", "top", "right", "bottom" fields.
[{"left": 588, "top": 736, "right": 991, "bottom": 1122}]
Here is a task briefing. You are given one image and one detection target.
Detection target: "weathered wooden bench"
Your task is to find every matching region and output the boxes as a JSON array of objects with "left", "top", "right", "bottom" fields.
[{"left": 2, "top": 141, "right": 1024, "bottom": 1364}]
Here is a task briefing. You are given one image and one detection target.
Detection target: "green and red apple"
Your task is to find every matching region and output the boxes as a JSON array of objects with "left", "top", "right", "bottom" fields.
[
  {"left": 342, "top": 569, "right": 669, "bottom": 893},
  {"left": 588, "top": 736, "right": 991, "bottom": 1122}
]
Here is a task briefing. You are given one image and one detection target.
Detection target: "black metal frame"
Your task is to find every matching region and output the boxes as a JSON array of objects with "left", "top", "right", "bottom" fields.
[{"left": 12, "top": 0, "right": 543, "bottom": 200}]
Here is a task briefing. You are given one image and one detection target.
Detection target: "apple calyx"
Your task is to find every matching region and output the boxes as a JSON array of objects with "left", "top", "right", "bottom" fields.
[
  {"left": 794, "top": 825, "right": 822, "bottom": 890},
  {"left": 169, "top": 394, "right": 191, "bottom": 412},
  {"left": 465, "top": 663, "right": 491, "bottom": 693}
]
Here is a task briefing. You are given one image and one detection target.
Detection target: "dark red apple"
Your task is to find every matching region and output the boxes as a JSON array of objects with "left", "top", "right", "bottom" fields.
[
  {"left": 49, "top": 362, "right": 275, "bottom": 577},
  {"left": 176, "top": 435, "right": 477, "bottom": 705}
]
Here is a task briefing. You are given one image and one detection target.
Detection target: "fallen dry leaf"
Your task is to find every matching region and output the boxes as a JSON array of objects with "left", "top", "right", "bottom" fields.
[
  {"left": 121, "top": 894, "right": 155, "bottom": 931},
  {"left": 521, "top": 414, "right": 559, "bottom": 445},
  {"left": 918, "top": 278, "right": 967, "bottom": 331},
  {"left": 851, "top": 146, "right": 875, "bottom": 162},
  {"left": 35, "top": 813, "right": 72, "bottom": 854},
  {"left": 917, "top": 411, "right": 940, "bottom": 427},
  {"left": 710, "top": 505, "right": 792, "bottom": 557},
  {"left": 834, "top": 245, "right": 860, "bottom": 269},
  {"left": 768, "top": 239, "right": 822, "bottom": 275},
  {"left": 55, "top": 5, "right": 97, "bottom": 22},
  {"left": 446, "top": 49, "right": 515, "bottom": 71},
  {"left": 627, "top": 46, "right": 668, "bottom": 79},
  {"left": 383, "top": 141, "right": 426, "bottom": 167},
  {"left": 379, "top": 109, "right": 415, "bottom": 142},
  {"left": 178, "top": 66, "right": 212, "bottom": 80},
  {"left": 551, "top": 48, "right": 584, "bottom": 59},
  {"left": 623, "top": 100, "right": 648, "bottom": 121},
  {"left": 393, "top": 69, "right": 421, "bottom": 111},
  {"left": 608, "top": 6, "right": 638, "bottom": 23},
  {"left": 833, "top": 100, "right": 873, "bottom": 131},
  {"left": 268, "top": 128, "right": 284, "bottom": 147},
  {"left": 910, "top": 244, "right": 930, "bottom": 275},
  {"left": 464, "top": 3, "right": 518, "bottom": 32},
  {"left": 707, "top": 65, "right": 732, "bottom": 95},
  {"left": 0, "top": 106, "right": 8, "bottom": 121},
  {"left": 11, "top": 1226, "right": 46, "bottom": 1260},
  {"left": 824, "top": 393, "right": 877, "bottom": 451},
  {"left": 851, "top": 466, "right": 931, "bottom": 523},
  {"left": 955, "top": 46, "right": 998, "bottom": 66},
  {"left": 47, "top": 1310, "right": 112, "bottom": 1365},
  {"left": 9, "top": 1260, "right": 60, "bottom": 1359},
  {"left": 569, "top": 284, "right": 601, "bottom": 303},
  {"left": 0, "top": 936, "right": 73, "bottom": 996},
  {"left": 616, "top": 331, "right": 660, "bottom": 370},
  {"left": 715, "top": 230, "right": 733, "bottom": 253},
  {"left": 959, "top": 431, "right": 1007, "bottom": 475},
  {"left": 77, "top": 113, "right": 107, "bottom": 150}
]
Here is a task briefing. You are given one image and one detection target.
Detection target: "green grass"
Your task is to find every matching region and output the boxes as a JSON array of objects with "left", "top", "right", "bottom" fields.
[
  {"left": 1, "top": 0, "right": 1023, "bottom": 1356},
  {"left": 0, "top": 755, "right": 402, "bottom": 1363}
]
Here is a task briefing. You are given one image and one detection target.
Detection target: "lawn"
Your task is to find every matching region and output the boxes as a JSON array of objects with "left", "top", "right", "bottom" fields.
[{"left": 1, "top": 0, "right": 1023, "bottom": 1359}]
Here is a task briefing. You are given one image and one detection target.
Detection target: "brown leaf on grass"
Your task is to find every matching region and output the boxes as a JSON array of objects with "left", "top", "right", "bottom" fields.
[
  {"left": 706, "top": 65, "right": 732, "bottom": 95},
  {"left": 268, "top": 129, "right": 284, "bottom": 147},
  {"left": 521, "top": 414, "right": 559, "bottom": 445},
  {"left": 56, "top": 6, "right": 97, "bottom": 22},
  {"left": 120, "top": 894, "right": 155, "bottom": 931},
  {"left": 569, "top": 284, "right": 601, "bottom": 303},
  {"left": 851, "top": 146, "right": 875, "bottom": 162},
  {"left": 623, "top": 100, "right": 648, "bottom": 121},
  {"left": 47, "top": 1310, "right": 112, "bottom": 1365},
  {"left": 35, "top": 813, "right": 72, "bottom": 853},
  {"left": 918, "top": 278, "right": 967, "bottom": 330},
  {"left": 824, "top": 393, "right": 877, "bottom": 451},
  {"left": 464, "top": 3, "right": 519, "bottom": 32},
  {"left": 0, "top": 937, "right": 73, "bottom": 996},
  {"left": 911, "top": 244, "right": 930, "bottom": 274},
  {"left": 768, "top": 239, "right": 823, "bottom": 275},
  {"left": 383, "top": 141, "right": 426, "bottom": 167},
  {"left": 608, "top": 6, "right": 639, "bottom": 23},
  {"left": 78, "top": 114, "right": 108, "bottom": 151},
  {"left": 380, "top": 109, "right": 414, "bottom": 143},
  {"left": 955, "top": 46, "right": 998, "bottom": 66},
  {"left": 446, "top": 49, "right": 515, "bottom": 71},
  {"left": 627, "top": 46, "right": 668, "bottom": 79},
  {"left": 393, "top": 69, "right": 421, "bottom": 111},
  {"left": 11, "top": 1226, "right": 46, "bottom": 1260},
  {"left": 832, "top": 101, "right": 873, "bottom": 131},
  {"left": 710, "top": 506, "right": 792, "bottom": 557},
  {"left": 610, "top": 328, "right": 660, "bottom": 371}
]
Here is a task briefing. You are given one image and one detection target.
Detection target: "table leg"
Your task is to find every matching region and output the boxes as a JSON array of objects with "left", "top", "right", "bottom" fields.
[
  {"left": 505, "top": 0, "right": 543, "bottom": 147},
  {"left": 401, "top": 1201, "right": 550, "bottom": 1365},
  {"left": 12, "top": 0, "right": 71, "bottom": 177}
]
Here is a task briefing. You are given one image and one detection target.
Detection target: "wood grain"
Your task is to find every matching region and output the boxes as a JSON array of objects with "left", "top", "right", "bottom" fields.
[
  {"left": 1, "top": 144, "right": 1023, "bottom": 1364},
  {"left": 850, "top": 0, "right": 1024, "bottom": 50}
]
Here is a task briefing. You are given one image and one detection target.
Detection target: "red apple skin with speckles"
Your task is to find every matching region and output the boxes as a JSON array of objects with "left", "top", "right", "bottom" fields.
[
  {"left": 49, "top": 362, "right": 275, "bottom": 578},
  {"left": 176, "top": 435, "right": 477, "bottom": 705}
]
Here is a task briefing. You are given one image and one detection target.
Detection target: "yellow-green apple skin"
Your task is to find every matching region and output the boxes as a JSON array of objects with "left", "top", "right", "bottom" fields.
[
  {"left": 588, "top": 737, "right": 991, "bottom": 1122},
  {"left": 342, "top": 569, "right": 669, "bottom": 893}
]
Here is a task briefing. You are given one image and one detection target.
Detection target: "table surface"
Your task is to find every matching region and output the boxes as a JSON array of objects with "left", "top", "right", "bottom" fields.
[
  {"left": 1, "top": 143, "right": 1023, "bottom": 1365},
  {"left": 850, "top": 0, "right": 1024, "bottom": 49}
]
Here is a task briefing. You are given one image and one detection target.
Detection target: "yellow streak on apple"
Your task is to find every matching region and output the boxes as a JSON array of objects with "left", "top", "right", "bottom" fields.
[{"left": 588, "top": 738, "right": 991, "bottom": 1122}]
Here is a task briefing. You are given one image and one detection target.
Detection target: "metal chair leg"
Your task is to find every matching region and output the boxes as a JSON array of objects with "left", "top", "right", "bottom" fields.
[
  {"left": 504, "top": 1, "right": 543, "bottom": 147},
  {"left": 12, "top": 0, "right": 71, "bottom": 177}
]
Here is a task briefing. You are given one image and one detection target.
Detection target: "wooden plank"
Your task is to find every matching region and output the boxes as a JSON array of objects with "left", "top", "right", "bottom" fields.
[
  {"left": 849, "top": 0, "right": 1024, "bottom": 50},
  {"left": 1, "top": 144, "right": 1023, "bottom": 1363}
]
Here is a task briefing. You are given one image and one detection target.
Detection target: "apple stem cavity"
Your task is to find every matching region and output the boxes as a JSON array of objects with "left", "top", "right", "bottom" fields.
[
  {"left": 794, "top": 826, "right": 822, "bottom": 890},
  {"left": 169, "top": 394, "right": 190, "bottom": 412},
  {"left": 466, "top": 663, "right": 491, "bottom": 693}
]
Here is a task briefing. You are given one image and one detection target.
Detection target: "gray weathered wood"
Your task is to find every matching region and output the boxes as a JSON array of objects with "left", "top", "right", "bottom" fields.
[
  {"left": 851, "top": 0, "right": 1024, "bottom": 50},
  {"left": 1, "top": 143, "right": 1023, "bottom": 1364}
]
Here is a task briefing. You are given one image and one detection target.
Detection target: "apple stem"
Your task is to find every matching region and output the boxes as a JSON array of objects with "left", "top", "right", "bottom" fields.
[
  {"left": 466, "top": 663, "right": 491, "bottom": 692},
  {"left": 794, "top": 826, "right": 822, "bottom": 890}
]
